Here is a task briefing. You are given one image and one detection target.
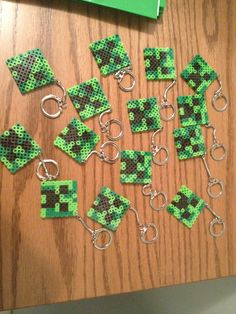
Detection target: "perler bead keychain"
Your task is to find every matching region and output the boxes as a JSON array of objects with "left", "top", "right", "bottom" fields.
[
  {"left": 144, "top": 48, "right": 177, "bottom": 121},
  {"left": 120, "top": 150, "right": 168, "bottom": 211},
  {"left": 181, "top": 54, "right": 228, "bottom": 112},
  {"left": 87, "top": 186, "right": 159, "bottom": 244},
  {"left": 89, "top": 34, "right": 135, "bottom": 92},
  {"left": 67, "top": 77, "right": 123, "bottom": 141},
  {"left": 6, "top": 48, "right": 67, "bottom": 119},
  {"left": 167, "top": 185, "right": 225, "bottom": 237},
  {"left": 173, "top": 125, "right": 224, "bottom": 199},
  {"left": 54, "top": 117, "right": 120, "bottom": 164},
  {"left": 177, "top": 94, "right": 227, "bottom": 161}
]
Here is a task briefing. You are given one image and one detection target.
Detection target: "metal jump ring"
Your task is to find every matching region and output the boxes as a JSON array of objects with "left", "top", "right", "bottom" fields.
[
  {"left": 115, "top": 68, "right": 136, "bottom": 92},
  {"left": 92, "top": 228, "right": 113, "bottom": 250},
  {"left": 160, "top": 101, "right": 176, "bottom": 121},
  {"left": 100, "top": 141, "right": 120, "bottom": 164},
  {"left": 139, "top": 223, "right": 159, "bottom": 244},
  {"left": 207, "top": 179, "right": 224, "bottom": 199},
  {"left": 152, "top": 146, "right": 169, "bottom": 166},
  {"left": 209, "top": 218, "right": 226, "bottom": 238},
  {"left": 104, "top": 119, "right": 123, "bottom": 141},
  {"left": 212, "top": 94, "right": 228, "bottom": 112},
  {"left": 36, "top": 159, "right": 60, "bottom": 181},
  {"left": 150, "top": 191, "right": 168, "bottom": 211},
  {"left": 210, "top": 142, "right": 227, "bottom": 161}
]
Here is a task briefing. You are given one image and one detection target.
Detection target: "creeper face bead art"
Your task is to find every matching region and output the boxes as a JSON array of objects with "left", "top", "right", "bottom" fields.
[
  {"left": 0, "top": 123, "right": 41, "bottom": 173},
  {"left": 89, "top": 34, "right": 135, "bottom": 92},
  {"left": 87, "top": 186, "right": 159, "bottom": 243},
  {"left": 127, "top": 97, "right": 161, "bottom": 133},
  {"left": 41, "top": 180, "right": 78, "bottom": 218},
  {"left": 120, "top": 150, "right": 152, "bottom": 185},
  {"left": 167, "top": 185, "right": 225, "bottom": 237}
]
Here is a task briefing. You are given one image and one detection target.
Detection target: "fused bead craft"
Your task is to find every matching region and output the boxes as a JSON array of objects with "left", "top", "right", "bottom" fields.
[
  {"left": 120, "top": 150, "right": 152, "bottom": 184},
  {"left": 181, "top": 54, "right": 217, "bottom": 94},
  {"left": 67, "top": 77, "right": 111, "bottom": 121},
  {"left": 173, "top": 125, "right": 206, "bottom": 160},
  {"left": 143, "top": 48, "right": 176, "bottom": 80},
  {"left": 167, "top": 185, "right": 206, "bottom": 228},
  {"left": 54, "top": 118, "right": 100, "bottom": 163},
  {"left": 6, "top": 48, "right": 55, "bottom": 94},
  {"left": 41, "top": 180, "right": 78, "bottom": 218},
  {"left": 177, "top": 94, "right": 209, "bottom": 127},
  {"left": 87, "top": 186, "right": 130, "bottom": 231},
  {"left": 127, "top": 97, "right": 161, "bottom": 133},
  {"left": 89, "top": 34, "right": 131, "bottom": 76},
  {"left": 0, "top": 123, "right": 41, "bottom": 173}
]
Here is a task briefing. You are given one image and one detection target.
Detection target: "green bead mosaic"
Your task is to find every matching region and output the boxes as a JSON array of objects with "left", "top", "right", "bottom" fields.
[
  {"left": 177, "top": 94, "right": 209, "bottom": 127},
  {"left": 0, "top": 123, "right": 41, "bottom": 174},
  {"left": 89, "top": 34, "right": 131, "bottom": 76},
  {"left": 54, "top": 118, "right": 100, "bottom": 164},
  {"left": 41, "top": 180, "right": 78, "bottom": 219},
  {"left": 67, "top": 77, "right": 111, "bottom": 121},
  {"left": 127, "top": 97, "right": 161, "bottom": 133},
  {"left": 181, "top": 54, "right": 217, "bottom": 94},
  {"left": 173, "top": 125, "right": 206, "bottom": 160},
  {"left": 6, "top": 48, "right": 55, "bottom": 94},
  {"left": 167, "top": 185, "right": 206, "bottom": 228},
  {"left": 120, "top": 150, "right": 152, "bottom": 184},
  {"left": 87, "top": 186, "right": 130, "bottom": 231},
  {"left": 143, "top": 48, "right": 176, "bottom": 80}
]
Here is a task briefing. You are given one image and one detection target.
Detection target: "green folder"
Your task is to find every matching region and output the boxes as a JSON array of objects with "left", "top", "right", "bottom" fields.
[{"left": 80, "top": 0, "right": 166, "bottom": 19}]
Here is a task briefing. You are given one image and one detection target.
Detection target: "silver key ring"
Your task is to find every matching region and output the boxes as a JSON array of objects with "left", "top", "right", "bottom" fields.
[
  {"left": 150, "top": 191, "right": 168, "bottom": 211},
  {"left": 152, "top": 146, "right": 169, "bottom": 166},
  {"left": 139, "top": 223, "right": 159, "bottom": 244},
  {"left": 114, "top": 67, "right": 136, "bottom": 92},
  {"left": 160, "top": 101, "right": 176, "bottom": 121},
  {"left": 92, "top": 228, "right": 113, "bottom": 250},
  {"left": 212, "top": 94, "right": 228, "bottom": 112},
  {"left": 36, "top": 159, "right": 60, "bottom": 181},
  {"left": 210, "top": 142, "right": 227, "bottom": 161},
  {"left": 99, "top": 141, "right": 120, "bottom": 164},
  {"left": 209, "top": 218, "right": 226, "bottom": 238},
  {"left": 103, "top": 119, "right": 123, "bottom": 141},
  {"left": 207, "top": 178, "right": 224, "bottom": 199}
]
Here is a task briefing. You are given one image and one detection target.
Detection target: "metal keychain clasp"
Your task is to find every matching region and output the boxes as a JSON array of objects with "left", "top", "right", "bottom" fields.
[
  {"left": 142, "top": 184, "right": 168, "bottom": 211},
  {"left": 205, "top": 123, "right": 227, "bottom": 161},
  {"left": 151, "top": 128, "right": 169, "bottom": 165},
  {"left": 160, "top": 79, "right": 176, "bottom": 121},
  {"left": 114, "top": 66, "right": 136, "bottom": 92},
  {"left": 205, "top": 204, "right": 226, "bottom": 237},
  {"left": 86, "top": 141, "right": 120, "bottom": 164},
  {"left": 36, "top": 154, "right": 60, "bottom": 181},
  {"left": 212, "top": 76, "right": 228, "bottom": 112},
  {"left": 99, "top": 109, "right": 123, "bottom": 141},
  {"left": 40, "top": 80, "right": 67, "bottom": 119}
]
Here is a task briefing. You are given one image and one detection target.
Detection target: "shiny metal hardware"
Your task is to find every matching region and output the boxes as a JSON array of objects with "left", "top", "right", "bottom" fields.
[
  {"left": 40, "top": 80, "right": 67, "bottom": 119},
  {"left": 142, "top": 184, "right": 168, "bottom": 211},
  {"left": 212, "top": 76, "right": 228, "bottom": 112},
  {"left": 205, "top": 123, "right": 227, "bottom": 161},
  {"left": 205, "top": 204, "right": 226, "bottom": 238},
  {"left": 75, "top": 214, "right": 113, "bottom": 250},
  {"left": 86, "top": 141, "right": 120, "bottom": 164},
  {"left": 114, "top": 66, "right": 136, "bottom": 92},
  {"left": 36, "top": 154, "right": 60, "bottom": 181},
  {"left": 151, "top": 128, "right": 169, "bottom": 165},
  {"left": 160, "top": 79, "right": 176, "bottom": 121},
  {"left": 202, "top": 155, "right": 224, "bottom": 198},
  {"left": 129, "top": 207, "right": 159, "bottom": 244},
  {"left": 99, "top": 109, "right": 123, "bottom": 141}
]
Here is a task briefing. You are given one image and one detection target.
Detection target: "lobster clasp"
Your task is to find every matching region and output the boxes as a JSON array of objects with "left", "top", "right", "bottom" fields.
[{"left": 114, "top": 67, "right": 136, "bottom": 92}]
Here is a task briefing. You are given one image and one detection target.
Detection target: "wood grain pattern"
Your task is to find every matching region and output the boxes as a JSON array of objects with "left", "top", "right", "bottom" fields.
[{"left": 0, "top": 0, "right": 236, "bottom": 310}]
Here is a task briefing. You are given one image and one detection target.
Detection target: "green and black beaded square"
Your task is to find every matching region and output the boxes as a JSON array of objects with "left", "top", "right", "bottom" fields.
[
  {"left": 127, "top": 97, "right": 161, "bottom": 133},
  {"left": 167, "top": 185, "right": 206, "bottom": 228},
  {"left": 54, "top": 118, "right": 100, "bottom": 163},
  {"left": 89, "top": 34, "right": 131, "bottom": 76},
  {"left": 143, "top": 48, "right": 176, "bottom": 80},
  {"left": 6, "top": 48, "right": 55, "bottom": 94},
  {"left": 177, "top": 94, "right": 209, "bottom": 127},
  {"left": 67, "top": 78, "right": 111, "bottom": 121},
  {"left": 120, "top": 150, "right": 152, "bottom": 184},
  {"left": 0, "top": 123, "right": 41, "bottom": 173},
  {"left": 41, "top": 180, "right": 78, "bottom": 218},
  {"left": 181, "top": 54, "right": 217, "bottom": 94},
  {"left": 87, "top": 186, "right": 130, "bottom": 231},
  {"left": 173, "top": 125, "right": 206, "bottom": 160}
]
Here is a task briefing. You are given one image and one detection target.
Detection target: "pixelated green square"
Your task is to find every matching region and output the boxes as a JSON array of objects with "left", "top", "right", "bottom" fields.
[
  {"left": 6, "top": 48, "right": 55, "bottom": 94},
  {"left": 167, "top": 185, "right": 205, "bottom": 228},
  {"left": 0, "top": 123, "right": 41, "bottom": 174},
  {"left": 181, "top": 54, "right": 217, "bottom": 94},
  {"left": 87, "top": 186, "right": 130, "bottom": 231},
  {"left": 177, "top": 94, "right": 209, "bottom": 127},
  {"left": 89, "top": 34, "right": 131, "bottom": 76},
  {"left": 41, "top": 180, "right": 78, "bottom": 218},
  {"left": 173, "top": 125, "right": 206, "bottom": 160},
  {"left": 54, "top": 118, "right": 100, "bottom": 164},
  {"left": 127, "top": 97, "right": 161, "bottom": 133},
  {"left": 120, "top": 150, "right": 152, "bottom": 184},
  {"left": 144, "top": 48, "right": 176, "bottom": 80},
  {"left": 67, "top": 78, "right": 111, "bottom": 121}
]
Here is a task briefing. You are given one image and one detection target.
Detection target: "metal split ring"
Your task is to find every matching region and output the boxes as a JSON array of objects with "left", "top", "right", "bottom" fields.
[
  {"left": 150, "top": 191, "right": 168, "bottom": 211},
  {"left": 207, "top": 178, "right": 224, "bottom": 199},
  {"left": 209, "top": 218, "right": 226, "bottom": 238},
  {"left": 114, "top": 67, "right": 136, "bottom": 92},
  {"left": 210, "top": 142, "right": 227, "bottom": 161},
  {"left": 139, "top": 223, "right": 159, "bottom": 244},
  {"left": 101, "top": 119, "right": 123, "bottom": 141},
  {"left": 152, "top": 145, "right": 169, "bottom": 166},
  {"left": 36, "top": 159, "right": 60, "bottom": 181},
  {"left": 92, "top": 228, "right": 113, "bottom": 250},
  {"left": 212, "top": 93, "right": 228, "bottom": 112},
  {"left": 160, "top": 101, "right": 176, "bottom": 122},
  {"left": 99, "top": 141, "right": 120, "bottom": 164}
]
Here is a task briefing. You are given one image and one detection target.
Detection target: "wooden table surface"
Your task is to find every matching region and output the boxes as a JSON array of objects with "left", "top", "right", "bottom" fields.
[{"left": 0, "top": 0, "right": 236, "bottom": 310}]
